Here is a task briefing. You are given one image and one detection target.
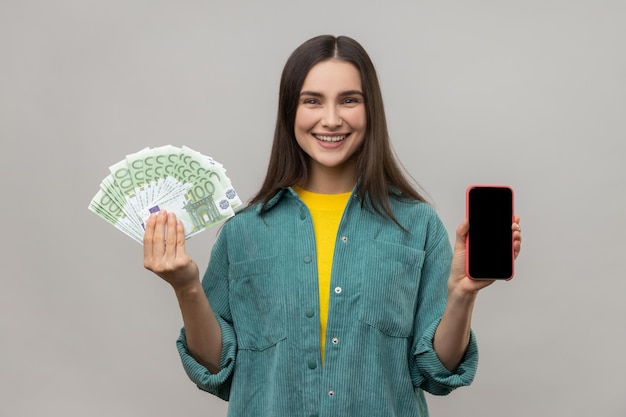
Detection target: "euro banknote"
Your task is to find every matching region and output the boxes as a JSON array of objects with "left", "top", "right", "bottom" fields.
[{"left": 88, "top": 145, "right": 241, "bottom": 244}]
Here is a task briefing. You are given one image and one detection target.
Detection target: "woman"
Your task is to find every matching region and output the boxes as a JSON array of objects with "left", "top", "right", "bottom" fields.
[{"left": 143, "top": 35, "right": 522, "bottom": 416}]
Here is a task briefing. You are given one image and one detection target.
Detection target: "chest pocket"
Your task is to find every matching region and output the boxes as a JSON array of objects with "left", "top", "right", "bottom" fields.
[
  {"left": 229, "top": 255, "right": 286, "bottom": 351},
  {"left": 359, "top": 241, "right": 425, "bottom": 338}
]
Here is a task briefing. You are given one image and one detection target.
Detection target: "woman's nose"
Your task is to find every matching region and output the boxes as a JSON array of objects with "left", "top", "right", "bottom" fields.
[{"left": 321, "top": 106, "right": 343, "bottom": 128}]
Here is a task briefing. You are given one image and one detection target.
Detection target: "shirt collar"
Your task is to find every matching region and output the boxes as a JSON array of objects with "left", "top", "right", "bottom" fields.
[
  {"left": 254, "top": 188, "right": 295, "bottom": 214},
  {"left": 255, "top": 184, "right": 361, "bottom": 214}
]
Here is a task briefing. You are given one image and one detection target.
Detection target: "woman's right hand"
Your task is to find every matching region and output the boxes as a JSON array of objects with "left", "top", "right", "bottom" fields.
[
  {"left": 143, "top": 210, "right": 199, "bottom": 291},
  {"left": 144, "top": 210, "right": 222, "bottom": 373}
]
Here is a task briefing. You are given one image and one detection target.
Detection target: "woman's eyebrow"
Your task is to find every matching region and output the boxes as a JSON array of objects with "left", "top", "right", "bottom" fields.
[
  {"left": 299, "top": 90, "right": 364, "bottom": 97},
  {"left": 299, "top": 91, "right": 323, "bottom": 97}
]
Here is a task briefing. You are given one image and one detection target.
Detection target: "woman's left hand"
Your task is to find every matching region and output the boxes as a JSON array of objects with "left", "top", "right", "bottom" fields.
[{"left": 448, "top": 215, "right": 522, "bottom": 295}]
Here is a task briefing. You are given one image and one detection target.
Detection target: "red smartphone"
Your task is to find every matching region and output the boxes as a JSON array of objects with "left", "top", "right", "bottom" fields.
[{"left": 466, "top": 185, "right": 514, "bottom": 280}]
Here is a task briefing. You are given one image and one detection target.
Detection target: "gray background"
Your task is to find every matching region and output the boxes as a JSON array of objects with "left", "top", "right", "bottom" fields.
[{"left": 1, "top": 1, "right": 624, "bottom": 416}]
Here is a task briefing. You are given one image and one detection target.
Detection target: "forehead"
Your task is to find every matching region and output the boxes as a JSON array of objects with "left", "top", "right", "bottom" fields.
[{"left": 301, "top": 60, "right": 362, "bottom": 92}]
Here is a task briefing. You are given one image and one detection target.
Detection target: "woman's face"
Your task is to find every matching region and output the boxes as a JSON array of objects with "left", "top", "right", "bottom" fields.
[{"left": 294, "top": 60, "right": 366, "bottom": 185}]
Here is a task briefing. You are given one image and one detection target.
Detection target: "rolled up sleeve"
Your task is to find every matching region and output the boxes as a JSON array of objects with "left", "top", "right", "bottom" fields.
[
  {"left": 175, "top": 230, "right": 236, "bottom": 400},
  {"left": 411, "top": 318, "right": 478, "bottom": 395},
  {"left": 176, "top": 316, "right": 237, "bottom": 400}
]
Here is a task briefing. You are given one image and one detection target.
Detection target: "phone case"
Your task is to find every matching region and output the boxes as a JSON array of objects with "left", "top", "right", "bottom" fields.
[{"left": 465, "top": 185, "right": 515, "bottom": 281}]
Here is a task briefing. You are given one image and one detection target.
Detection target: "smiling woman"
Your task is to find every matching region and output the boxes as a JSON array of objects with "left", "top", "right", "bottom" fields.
[
  {"left": 141, "top": 34, "right": 522, "bottom": 417},
  {"left": 294, "top": 60, "right": 367, "bottom": 193},
  {"left": 251, "top": 35, "right": 429, "bottom": 224}
]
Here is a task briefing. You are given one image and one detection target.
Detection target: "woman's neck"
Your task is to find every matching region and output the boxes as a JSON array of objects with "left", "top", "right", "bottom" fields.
[{"left": 300, "top": 163, "right": 358, "bottom": 194}]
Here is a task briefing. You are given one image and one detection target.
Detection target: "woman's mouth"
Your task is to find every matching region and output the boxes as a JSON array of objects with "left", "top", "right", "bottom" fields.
[{"left": 314, "top": 134, "right": 348, "bottom": 143}]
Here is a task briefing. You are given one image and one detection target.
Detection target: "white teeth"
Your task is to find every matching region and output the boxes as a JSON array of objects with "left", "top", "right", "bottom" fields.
[{"left": 315, "top": 135, "right": 346, "bottom": 142}]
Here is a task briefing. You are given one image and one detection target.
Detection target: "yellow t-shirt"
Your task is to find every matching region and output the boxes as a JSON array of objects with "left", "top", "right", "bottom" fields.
[{"left": 294, "top": 187, "right": 351, "bottom": 363}]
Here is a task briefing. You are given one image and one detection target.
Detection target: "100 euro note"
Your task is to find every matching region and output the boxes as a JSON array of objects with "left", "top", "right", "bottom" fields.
[{"left": 88, "top": 145, "right": 241, "bottom": 244}]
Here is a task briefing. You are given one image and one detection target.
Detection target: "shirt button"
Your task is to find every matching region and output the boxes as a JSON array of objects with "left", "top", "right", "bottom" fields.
[
  {"left": 332, "top": 337, "right": 339, "bottom": 345},
  {"left": 304, "top": 256, "right": 312, "bottom": 263},
  {"left": 307, "top": 360, "right": 317, "bottom": 370},
  {"left": 340, "top": 236, "right": 348, "bottom": 243},
  {"left": 328, "top": 390, "right": 335, "bottom": 397},
  {"left": 334, "top": 287, "right": 342, "bottom": 294},
  {"left": 300, "top": 211, "right": 306, "bottom": 220},
  {"left": 305, "top": 309, "right": 315, "bottom": 318}
]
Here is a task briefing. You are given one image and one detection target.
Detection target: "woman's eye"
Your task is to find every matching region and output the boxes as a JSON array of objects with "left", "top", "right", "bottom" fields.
[
  {"left": 302, "top": 98, "right": 319, "bottom": 105},
  {"left": 343, "top": 97, "right": 359, "bottom": 104}
]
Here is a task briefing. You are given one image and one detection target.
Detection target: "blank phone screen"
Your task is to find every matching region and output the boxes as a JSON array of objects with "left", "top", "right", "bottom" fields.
[{"left": 467, "top": 186, "right": 514, "bottom": 279}]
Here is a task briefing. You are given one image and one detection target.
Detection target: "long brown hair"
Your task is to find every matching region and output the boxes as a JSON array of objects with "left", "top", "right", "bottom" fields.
[{"left": 249, "top": 35, "right": 427, "bottom": 227}]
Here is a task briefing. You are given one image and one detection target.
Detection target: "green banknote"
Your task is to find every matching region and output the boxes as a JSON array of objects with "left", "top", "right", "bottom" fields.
[
  {"left": 182, "top": 146, "right": 242, "bottom": 209},
  {"left": 88, "top": 188, "right": 144, "bottom": 243},
  {"left": 88, "top": 145, "right": 240, "bottom": 244}
]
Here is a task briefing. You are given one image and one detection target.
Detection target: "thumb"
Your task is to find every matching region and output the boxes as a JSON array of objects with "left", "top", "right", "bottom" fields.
[
  {"left": 455, "top": 218, "right": 469, "bottom": 250},
  {"left": 456, "top": 218, "right": 469, "bottom": 246}
]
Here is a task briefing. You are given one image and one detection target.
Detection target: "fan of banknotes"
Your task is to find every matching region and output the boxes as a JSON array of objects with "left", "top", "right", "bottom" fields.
[{"left": 88, "top": 145, "right": 241, "bottom": 244}]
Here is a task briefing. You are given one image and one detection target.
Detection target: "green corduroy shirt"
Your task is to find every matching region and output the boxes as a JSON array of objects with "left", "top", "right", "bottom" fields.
[{"left": 177, "top": 187, "right": 478, "bottom": 417}]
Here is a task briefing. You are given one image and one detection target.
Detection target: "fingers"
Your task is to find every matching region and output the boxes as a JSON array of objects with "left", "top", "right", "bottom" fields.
[
  {"left": 144, "top": 210, "right": 186, "bottom": 257},
  {"left": 175, "top": 219, "right": 186, "bottom": 258},
  {"left": 165, "top": 212, "right": 178, "bottom": 257},
  {"left": 153, "top": 210, "right": 168, "bottom": 256},
  {"left": 512, "top": 215, "right": 522, "bottom": 259},
  {"left": 143, "top": 210, "right": 170, "bottom": 268},
  {"left": 512, "top": 216, "right": 521, "bottom": 239},
  {"left": 512, "top": 215, "right": 521, "bottom": 232},
  {"left": 143, "top": 212, "right": 156, "bottom": 267}
]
